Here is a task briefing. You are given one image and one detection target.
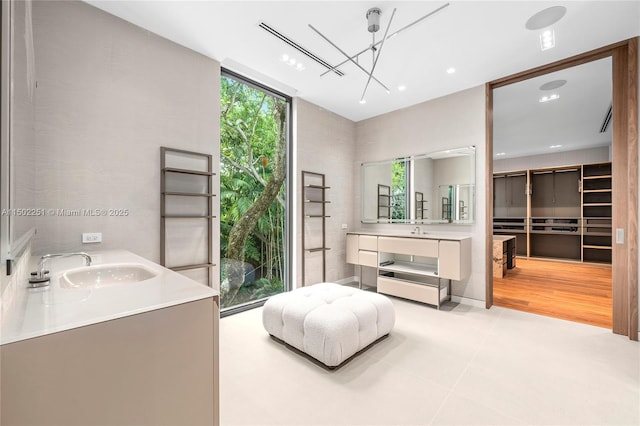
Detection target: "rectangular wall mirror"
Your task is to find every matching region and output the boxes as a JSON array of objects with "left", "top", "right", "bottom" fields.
[{"left": 362, "top": 146, "right": 476, "bottom": 224}]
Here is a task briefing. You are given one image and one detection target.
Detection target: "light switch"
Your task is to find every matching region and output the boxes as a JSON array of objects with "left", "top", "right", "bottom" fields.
[
  {"left": 616, "top": 228, "right": 624, "bottom": 244},
  {"left": 82, "top": 232, "right": 102, "bottom": 243}
]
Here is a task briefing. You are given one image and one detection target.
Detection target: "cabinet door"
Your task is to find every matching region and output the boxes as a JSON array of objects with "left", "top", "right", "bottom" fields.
[
  {"left": 346, "top": 234, "right": 359, "bottom": 264},
  {"left": 439, "top": 240, "right": 473, "bottom": 281},
  {"left": 493, "top": 175, "right": 508, "bottom": 217}
]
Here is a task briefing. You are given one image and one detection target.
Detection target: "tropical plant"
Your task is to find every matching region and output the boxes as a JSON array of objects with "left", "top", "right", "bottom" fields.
[{"left": 219, "top": 76, "right": 287, "bottom": 308}]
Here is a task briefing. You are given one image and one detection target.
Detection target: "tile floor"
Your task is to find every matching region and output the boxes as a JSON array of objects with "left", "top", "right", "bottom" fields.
[{"left": 220, "top": 297, "right": 640, "bottom": 425}]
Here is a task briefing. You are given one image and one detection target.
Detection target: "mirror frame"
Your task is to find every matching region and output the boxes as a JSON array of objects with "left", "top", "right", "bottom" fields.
[{"left": 361, "top": 146, "right": 476, "bottom": 225}]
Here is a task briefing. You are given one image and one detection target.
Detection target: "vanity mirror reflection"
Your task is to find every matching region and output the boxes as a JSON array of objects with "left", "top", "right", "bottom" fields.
[{"left": 361, "top": 146, "right": 475, "bottom": 224}]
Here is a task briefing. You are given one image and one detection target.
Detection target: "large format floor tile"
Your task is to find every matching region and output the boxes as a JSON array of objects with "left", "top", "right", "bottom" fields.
[{"left": 220, "top": 297, "right": 640, "bottom": 426}]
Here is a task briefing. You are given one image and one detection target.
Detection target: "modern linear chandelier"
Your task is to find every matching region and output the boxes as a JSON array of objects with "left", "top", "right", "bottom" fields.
[{"left": 309, "top": 3, "right": 450, "bottom": 103}]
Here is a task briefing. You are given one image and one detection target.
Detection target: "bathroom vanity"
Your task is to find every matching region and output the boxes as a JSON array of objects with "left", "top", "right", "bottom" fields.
[
  {"left": 1, "top": 250, "right": 219, "bottom": 426},
  {"left": 347, "top": 232, "right": 471, "bottom": 308}
]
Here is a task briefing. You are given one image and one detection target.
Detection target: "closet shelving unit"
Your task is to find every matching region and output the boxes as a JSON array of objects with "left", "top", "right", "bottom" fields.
[
  {"left": 161, "top": 147, "right": 216, "bottom": 286},
  {"left": 492, "top": 161, "right": 612, "bottom": 264},
  {"left": 493, "top": 171, "right": 528, "bottom": 256},
  {"left": 529, "top": 167, "right": 581, "bottom": 261},
  {"left": 581, "top": 162, "right": 612, "bottom": 263},
  {"left": 301, "top": 171, "right": 330, "bottom": 286}
]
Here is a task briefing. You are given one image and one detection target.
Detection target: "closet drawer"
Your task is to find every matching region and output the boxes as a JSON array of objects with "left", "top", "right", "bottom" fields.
[
  {"left": 358, "top": 250, "right": 378, "bottom": 268},
  {"left": 359, "top": 235, "right": 378, "bottom": 251},
  {"left": 378, "top": 237, "right": 438, "bottom": 258},
  {"left": 377, "top": 276, "right": 439, "bottom": 306}
]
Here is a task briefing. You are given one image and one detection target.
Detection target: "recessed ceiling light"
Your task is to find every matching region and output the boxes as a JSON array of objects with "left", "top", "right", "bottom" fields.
[
  {"left": 496, "top": 152, "right": 506, "bottom": 156},
  {"left": 539, "top": 93, "right": 560, "bottom": 103},
  {"left": 446, "top": 67, "right": 456, "bottom": 74},
  {"left": 398, "top": 85, "right": 406, "bottom": 91},
  {"left": 539, "top": 79, "right": 567, "bottom": 91},
  {"left": 281, "top": 54, "right": 289, "bottom": 62},
  {"left": 359, "top": 99, "right": 366, "bottom": 104},
  {"left": 549, "top": 144, "right": 562, "bottom": 149},
  {"left": 525, "top": 6, "right": 567, "bottom": 30},
  {"left": 540, "top": 29, "right": 555, "bottom": 51}
]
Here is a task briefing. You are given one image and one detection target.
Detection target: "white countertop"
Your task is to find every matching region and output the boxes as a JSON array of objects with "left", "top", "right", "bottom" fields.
[
  {"left": 1, "top": 250, "right": 218, "bottom": 345},
  {"left": 348, "top": 231, "right": 471, "bottom": 241}
]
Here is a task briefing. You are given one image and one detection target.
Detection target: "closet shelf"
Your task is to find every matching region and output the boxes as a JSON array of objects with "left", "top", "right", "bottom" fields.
[
  {"left": 304, "top": 200, "right": 331, "bottom": 204},
  {"left": 304, "top": 184, "right": 330, "bottom": 189},
  {"left": 305, "top": 247, "right": 331, "bottom": 253},
  {"left": 583, "top": 245, "right": 612, "bottom": 250},
  {"left": 305, "top": 215, "right": 331, "bottom": 218},
  {"left": 582, "top": 189, "right": 612, "bottom": 193},
  {"left": 583, "top": 203, "right": 612, "bottom": 206},
  {"left": 583, "top": 175, "right": 612, "bottom": 180}
]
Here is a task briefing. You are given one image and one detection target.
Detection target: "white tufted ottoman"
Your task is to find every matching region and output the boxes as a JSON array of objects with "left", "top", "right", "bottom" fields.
[{"left": 262, "top": 283, "right": 395, "bottom": 368}]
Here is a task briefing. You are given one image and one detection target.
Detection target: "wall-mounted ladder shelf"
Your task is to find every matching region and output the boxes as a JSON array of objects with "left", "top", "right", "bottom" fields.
[
  {"left": 301, "top": 171, "right": 330, "bottom": 286},
  {"left": 161, "top": 147, "right": 216, "bottom": 286}
]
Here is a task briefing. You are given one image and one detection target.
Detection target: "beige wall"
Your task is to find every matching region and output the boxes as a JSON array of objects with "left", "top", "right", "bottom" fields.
[
  {"left": 295, "top": 98, "right": 356, "bottom": 287},
  {"left": 355, "top": 86, "right": 487, "bottom": 303},
  {"left": 14, "top": 1, "right": 220, "bottom": 287},
  {"left": 7, "top": 0, "right": 37, "bottom": 248},
  {"left": 494, "top": 146, "right": 610, "bottom": 173}
]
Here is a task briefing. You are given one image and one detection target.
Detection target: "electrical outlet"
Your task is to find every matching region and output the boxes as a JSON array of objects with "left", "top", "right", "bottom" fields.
[
  {"left": 341, "top": 224, "right": 348, "bottom": 230},
  {"left": 82, "top": 232, "right": 102, "bottom": 244}
]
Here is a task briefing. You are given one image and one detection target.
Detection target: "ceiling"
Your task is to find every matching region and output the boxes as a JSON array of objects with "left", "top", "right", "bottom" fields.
[
  {"left": 493, "top": 57, "right": 613, "bottom": 159},
  {"left": 85, "top": 1, "right": 640, "bottom": 123}
]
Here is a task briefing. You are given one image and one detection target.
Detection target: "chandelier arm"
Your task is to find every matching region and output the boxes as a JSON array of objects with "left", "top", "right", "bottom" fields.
[
  {"left": 319, "top": 2, "right": 449, "bottom": 77},
  {"left": 308, "top": 24, "right": 390, "bottom": 92},
  {"left": 388, "top": 3, "right": 449, "bottom": 39},
  {"left": 361, "top": 8, "right": 396, "bottom": 102}
]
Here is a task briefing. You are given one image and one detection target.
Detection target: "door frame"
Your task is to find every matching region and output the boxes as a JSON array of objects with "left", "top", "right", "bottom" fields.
[{"left": 485, "top": 37, "right": 639, "bottom": 341}]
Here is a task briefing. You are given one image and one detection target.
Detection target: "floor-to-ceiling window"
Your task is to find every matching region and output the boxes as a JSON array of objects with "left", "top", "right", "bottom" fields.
[{"left": 219, "top": 70, "right": 290, "bottom": 313}]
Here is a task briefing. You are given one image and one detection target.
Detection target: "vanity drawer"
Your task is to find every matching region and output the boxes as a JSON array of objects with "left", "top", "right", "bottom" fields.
[
  {"left": 358, "top": 250, "right": 378, "bottom": 268},
  {"left": 378, "top": 237, "right": 438, "bottom": 258},
  {"left": 377, "top": 276, "right": 440, "bottom": 306},
  {"left": 359, "top": 235, "right": 378, "bottom": 251}
]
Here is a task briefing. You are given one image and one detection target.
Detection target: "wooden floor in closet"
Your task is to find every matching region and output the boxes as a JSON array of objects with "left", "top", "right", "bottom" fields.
[{"left": 493, "top": 258, "right": 612, "bottom": 328}]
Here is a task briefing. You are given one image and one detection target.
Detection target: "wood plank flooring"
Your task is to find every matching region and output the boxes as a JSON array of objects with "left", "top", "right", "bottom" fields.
[{"left": 493, "top": 258, "right": 612, "bottom": 328}]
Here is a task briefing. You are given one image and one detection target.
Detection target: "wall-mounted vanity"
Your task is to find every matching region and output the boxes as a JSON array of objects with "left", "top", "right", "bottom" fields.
[
  {"left": 346, "top": 232, "right": 471, "bottom": 308},
  {"left": 361, "top": 146, "right": 476, "bottom": 225}
]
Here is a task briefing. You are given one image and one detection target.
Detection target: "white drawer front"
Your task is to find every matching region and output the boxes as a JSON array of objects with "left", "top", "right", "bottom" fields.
[
  {"left": 377, "top": 276, "right": 439, "bottom": 305},
  {"left": 378, "top": 237, "right": 438, "bottom": 258},
  {"left": 346, "top": 234, "right": 359, "bottom": 264},
  {"left": 359, "top": 235, "right": 378, "bottom": 251},
  {"left": 359, "top": 250, "right": 378, "bottom": 267}
]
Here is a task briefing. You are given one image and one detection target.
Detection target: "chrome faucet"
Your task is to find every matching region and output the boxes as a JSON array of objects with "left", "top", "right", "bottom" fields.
[{"left": 29, "top": 252, "right": 92, "bottom": 288}]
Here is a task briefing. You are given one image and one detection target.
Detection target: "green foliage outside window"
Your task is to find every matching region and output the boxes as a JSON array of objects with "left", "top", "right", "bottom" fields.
[{"left": 219, "top": 76, "right": 287, "bottom": 309}]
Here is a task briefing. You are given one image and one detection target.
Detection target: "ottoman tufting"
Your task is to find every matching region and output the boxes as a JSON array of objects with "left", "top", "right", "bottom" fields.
[{"left": 262, "top": 283, "right": 395, "bottom": 368}]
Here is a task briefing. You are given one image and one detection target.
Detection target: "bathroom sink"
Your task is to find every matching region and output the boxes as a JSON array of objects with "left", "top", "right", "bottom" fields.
[{"left": 59, "top": 263, "right": 157, "bottom": 289}]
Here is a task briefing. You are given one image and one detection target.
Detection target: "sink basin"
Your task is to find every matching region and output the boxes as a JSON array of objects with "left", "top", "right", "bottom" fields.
[{"left": 59, "top": 263, "right": 157, "bottom": 289}]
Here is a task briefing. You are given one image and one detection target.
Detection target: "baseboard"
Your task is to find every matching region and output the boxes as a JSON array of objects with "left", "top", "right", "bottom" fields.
[{"left": 451, "top": 295, "right": 486, "bottom": 308}]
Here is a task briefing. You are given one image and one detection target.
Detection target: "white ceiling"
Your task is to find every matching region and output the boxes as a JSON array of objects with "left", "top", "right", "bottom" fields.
[
  {"left": 85, "top": 1, "right": 640, "bottom": 123},
  {"left": 494, "top": 57, "right": 613, "bottom": 159}
]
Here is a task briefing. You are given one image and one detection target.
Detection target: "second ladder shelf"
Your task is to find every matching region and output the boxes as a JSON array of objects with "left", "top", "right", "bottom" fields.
[{"left": 301, "top": 171, "right": 330, "bottom": 286}]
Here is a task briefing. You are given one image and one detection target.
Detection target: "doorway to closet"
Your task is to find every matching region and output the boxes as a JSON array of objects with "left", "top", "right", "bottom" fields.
[{"left": 485, "top": 39, "right": 638, "bottom": 340}]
